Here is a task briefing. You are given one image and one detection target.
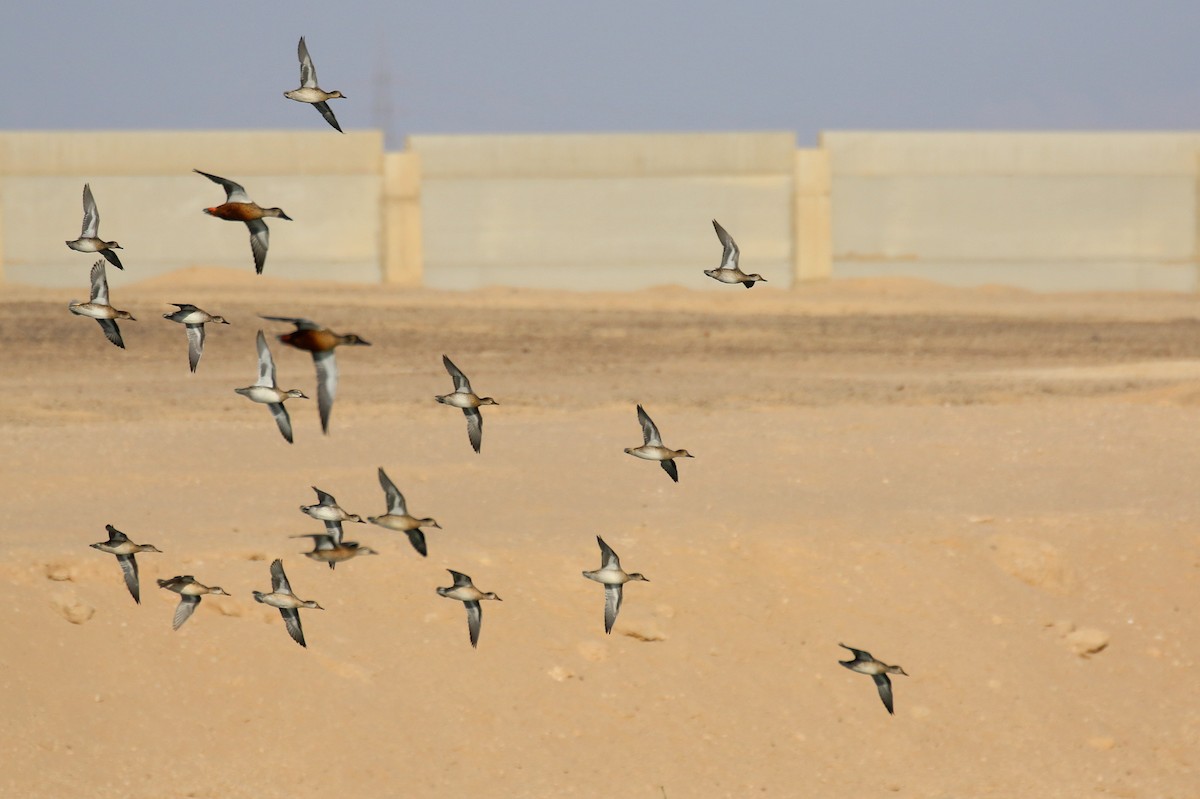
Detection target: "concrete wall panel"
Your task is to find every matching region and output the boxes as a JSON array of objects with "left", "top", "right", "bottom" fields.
[
  {"left": 410, "top": 132, "right": 797, "bottom": 178},
  {"left": 420, "top": 175, "right": 792, "bottom": 290},
  {"left": 0, "top": 132, "right": 384, "bottom": 286},
  {"left": 824, "top": 132, "right": 1200, "bottom": 290}
]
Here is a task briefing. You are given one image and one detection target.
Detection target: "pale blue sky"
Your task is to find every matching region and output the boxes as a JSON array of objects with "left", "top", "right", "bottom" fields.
[{"left": 4, "top": 1, "right": 1199, "bottom": 146}]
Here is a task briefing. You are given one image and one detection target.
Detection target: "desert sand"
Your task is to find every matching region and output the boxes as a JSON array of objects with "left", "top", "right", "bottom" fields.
[{"left": 1, "top": 270, "right": 1198, "bottom": 798}]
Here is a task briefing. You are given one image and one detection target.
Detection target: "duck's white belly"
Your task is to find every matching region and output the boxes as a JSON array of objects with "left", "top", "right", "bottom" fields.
[
  {"left": 70, "top": 303, "right": 116, "bottom": 320},
  {"left": 286, "top": 87, "right": 333, "bottom": 103},
  {"left": 237, "top": 385, "right": 285, "bottom": 404},
  {"left": 370, "top": 514, "right": 419, "bottom": 532},
  {"left": 438, "top": 392, "right": 478, "bottom": 409},
  {"left": 584, "top": 568, "right": 628, "bottom": 585},
  {"left": 258, "top": 593, "right": 301, "bottom": 609}
]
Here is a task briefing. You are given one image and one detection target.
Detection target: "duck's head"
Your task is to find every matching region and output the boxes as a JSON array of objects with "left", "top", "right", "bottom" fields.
[
  {"left": 137, "top": 544, "right": 162, "bottom": 553},
  {"left": 117, "top": 310, "right": 136, "bottom": 321},
  {"left": 212, "top": 316, "right": 231, "bottom": 325},
  {"left": 346, "top": 513, "right": 365, "bottom": 523},
  {"left": 748, "top": 274, "right": 767, "bottom": 282},
  {"left": 483, "top": 592, "right": 502, "bottom": 601},
  {"left": 328, "top": 90, "right": 346, "bottom": 99},
  {"left": 421, "top": 518, "right": 442, "bottom": 529},
  {"left": 286, "top": 389, "right": 309, "bottom": 399},
  {"left": 340, "top": 333, "right": 371, "bottom": 346},
  {"left": 109, "top": 241, "right": 123, "bottom": 250},
  {"left": 353, "top": 545, "right": 379, "bottom": 556},
  {"left": 628, "top": 573, "right": 650, "bottom": 582},
  {"left": 887, "top": 665, "right": 908, "bottom": 677},
  {"left": 209, "top": 587, "right": 230, "bottom": 596},
  {"left": 266, "top": 208, "right": 293, "bottom": 221},
  {"left": 479, "top": 397, "right": 499, "bottom": 406},
  {"left": 302, "top": 600, "right": 324, "bottom": 610},
  {"left": 676, "top": 450, "right": 695, "bottom": 459}
]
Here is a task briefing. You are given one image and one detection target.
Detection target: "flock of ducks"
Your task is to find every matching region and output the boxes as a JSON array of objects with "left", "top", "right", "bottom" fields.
[{"left": 74, "top": 36, "right": 906, "bottom": 715}]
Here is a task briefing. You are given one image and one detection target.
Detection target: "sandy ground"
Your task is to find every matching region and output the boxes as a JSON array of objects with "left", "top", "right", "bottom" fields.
[{"left": 1, "top": 270, "right": 1198, "bottom": 798}]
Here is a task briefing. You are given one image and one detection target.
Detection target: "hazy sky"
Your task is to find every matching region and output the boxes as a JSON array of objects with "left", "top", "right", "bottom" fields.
[{"left": 5, "top": 2, "right": 1200, "bottom": 146}]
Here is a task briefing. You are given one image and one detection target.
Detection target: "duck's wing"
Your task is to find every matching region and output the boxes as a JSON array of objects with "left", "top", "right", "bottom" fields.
[
  {"left": 376, "top": 468, "right": 408, "bottom": 515},
  {"left": 464, "top": 407, "right": 483, "bottom": 454},
  {"left": 297, "top": 36, "right": 318, "bottom": 88},
  {"left": 185, "top": 323, "right": 205, "bottom": 372},
  {"left": 603, "top": 584, "right": 623, "bottom": 634},
  {"left": 291, "top": 532, "right": 334, "bottom": 548},
  {"left": 194, "top": 169, "right": 250, "bottom": 203},
  {"left": 596, "top": 536, "right": 621, "bottom": 570},
  {"left": 442, "top": 355, "right": 472, "bottom": 393},
  {"left": 105, "top": 524, "right": 128, "bottom": 544},
  {"left": 260, "top": 315, "right": 321, "bottom": 331},
  {"left": 406, "top": 528, "right": 428, "bottom": 557},
  {"left": 89, "top": 260, "right": 109, "bottom": 304},
  {"left": 117, "top": 554, "right": 140, "bottom": 603},
  {"left": 636, "top": 404, "right": 662, "bottom": 446},
  {"left": 873, "top": 673, "right": 895, "bottom": 715},
  {"left": 312, "top": 486, "right": 338, "bottom": 506},
  {"left": 172, "top": 595, "right": 201, "bottom": 631},
  {"left": 464, "top": 600, "right": 482, "bottom": 648},
  {"left": 280, "top": 607, "right": 307, "bottom": 647},
  {"left": 101, "top": 249, "right": 124, "bottom": 271},
  {"left": 447, "top": 569, "right": 472, "bottom": 588},
  {"left": 323, "top": 518, "right": 345, "bottom": 546},
  {"left": 97, "top": 319, "right": 125, "bottom": 349},
  {"left": 270, "top": 559, "right": 293, "bottom": 595},
  {"left": 313, "top": 101, "right": 343, "bottom": 133},
  {"left": 269, "top": 402, "right": 294, "bottom": 444},
  {"left": 312, "top": 350, "right": 337, "bottom": 434},
  {"left": 838, "top": 643, "right": 873, "bottom": 663},
  {"left": 712, "top": 219, "right": 739, "bottom": 270},
  {"left": 80, "top": 183, "right": 100, "bottom": 238},
  {"left": 254, "top": 330, "right": 276, "bottom": 387},
  {"left": 246, "top": 219, "right": 269, "bottom": 275},
  {"left": 659, "top": 459, "right": 679, "bottom": 482}
]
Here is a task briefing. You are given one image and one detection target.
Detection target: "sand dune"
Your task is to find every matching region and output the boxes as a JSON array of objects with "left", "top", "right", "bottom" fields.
[{"left": 2, "top": 277, "right": 1198, "bottom": 798}]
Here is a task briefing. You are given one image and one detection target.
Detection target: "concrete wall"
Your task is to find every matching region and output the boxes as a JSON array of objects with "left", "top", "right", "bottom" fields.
[
  {"left": 0, "top": 131, "right": 386, "bottom": 286},
  {"left": 823, "top": 132, "right": 1200, "bottom": 291},
  {"left": 409, "top": 132, "right": 805, "bottom": 290},
  {"left": 6, "top": 128, "right": 1200, "bottom": 292}
]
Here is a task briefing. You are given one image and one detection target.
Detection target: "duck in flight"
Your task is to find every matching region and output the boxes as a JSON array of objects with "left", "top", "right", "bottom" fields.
[
  {"left": 624, "top": 405, "right": 693, "bottom": 482},
  {"left": 195, "top": 169, "right": 292, "bottom": 274},
  {"left": 260, "top": 315, "right": 370, "bottom": 435},
  {"left": 234, "top": 330, "right": 308, "bottom": 444},
  {"left": 89, "top": 525, "right": 161, "bottom": 604},
  {"left": 436, "top": 569, "right": 501, "bottom": 648},
  {"left": 283, "top": 36, "right": 346, "bottom": 133},
  {"left": 292, "top": 519, "right": 378, "bottom": 570},
  {"left": 252, "top": 559, "right": 323, "bottom": 648},
  {"left": 838, "top": 643, "right": 908, "bottom": 715},
  {"left": 69, "top": 260, "right": 135, "bottom": 349},
  {"left": 156, "top": 575, "right": 229, "bottom": 630},
  {"left": 367, "top": 467, "right": 441, "bottom": 557},
  {"left": 435, "top": 355, "right": 498, "bottom": 453},
  {"left": 582, "top": 536, "right": 649, "bottom": 634},
  {"left": 162, "top": 303, "right": 229, "bottom": 373},
  {"left": 65, "top": 183, "right": 124, "bottom": 270},
  {"left": 706, "top": 219, "right": 766, "bottom": 288}
]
